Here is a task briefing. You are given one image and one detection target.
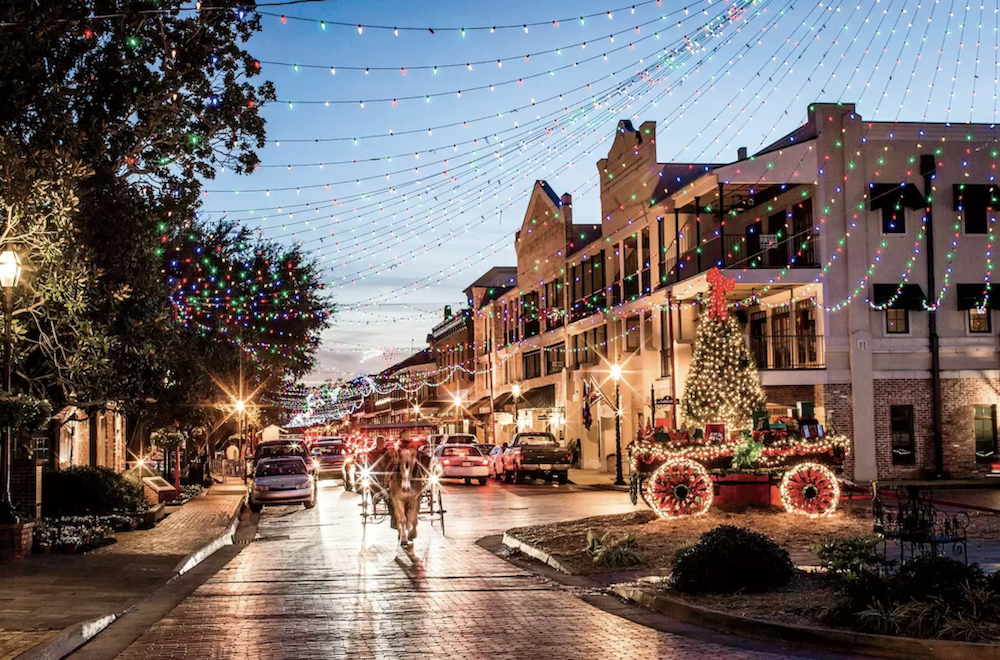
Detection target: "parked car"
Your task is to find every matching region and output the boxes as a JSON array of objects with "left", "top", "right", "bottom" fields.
[
  {"left": 248, "top": 456, "right": 316, "bottom": 512},
  {"left": 252, "top": 440, "right": 315, "bottom": 475},
  {"left": 310, "top": 440, "right": 346, "bottom": 478},
  {"left": 500, "top": 432, "right": 572, "bottom": 484},
  {"left": 486, "top": 444, "right": 506, "bottom": 479},
  {"left": 442, "top": 433, "right": 479, "bottom": 445},
  {"left": 431, "top": 444, "right": 489, "bottom": 485}
]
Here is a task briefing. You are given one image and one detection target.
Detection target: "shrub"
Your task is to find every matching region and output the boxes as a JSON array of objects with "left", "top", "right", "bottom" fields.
[
  {"left": 891, "top": 556, "right": 985, "bottom": 605},
  {"left": 42, "top": 466, "right": 144, "bottom": 516},
  {"left": 586, "top": 529, "right": 642, "bottom": 570},
  {"left": 670, "top": 525, "right": 794, "bottom": 594},
  {"left": 985, "top": 569, "right": 1000, "bottom": 596},
  {"left": 812, "top": 536, "right": 882, "bottom": 576}
]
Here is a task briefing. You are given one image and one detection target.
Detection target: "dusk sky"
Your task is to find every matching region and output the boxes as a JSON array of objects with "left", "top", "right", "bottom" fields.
[{"left": 201, "top": 0, "right": 991, "bottom": 382}]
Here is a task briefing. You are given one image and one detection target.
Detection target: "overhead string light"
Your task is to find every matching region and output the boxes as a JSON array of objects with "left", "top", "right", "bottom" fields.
[{"left": 263, "top": 0, "right": 663, "bottom": 36}]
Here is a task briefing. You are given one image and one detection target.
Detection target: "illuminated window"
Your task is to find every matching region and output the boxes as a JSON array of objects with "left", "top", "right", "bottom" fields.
[{"left": 885, "top": 309, "right": 909, "bottom": 334}]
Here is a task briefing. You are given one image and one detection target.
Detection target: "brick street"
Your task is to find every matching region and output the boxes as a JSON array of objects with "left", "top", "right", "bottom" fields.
[{"left": 111, "top": 479, "right": 856, "bottom": 660}]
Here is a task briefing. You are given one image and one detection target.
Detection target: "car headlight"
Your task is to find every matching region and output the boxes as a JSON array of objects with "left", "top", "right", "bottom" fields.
[{"left": 255, "top": 484, "right": 270, "bottom": 492}]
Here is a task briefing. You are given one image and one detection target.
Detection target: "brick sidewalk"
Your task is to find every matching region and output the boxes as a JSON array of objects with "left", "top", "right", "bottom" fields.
[{"left": 0, "top": 481, "right": 245, "bottom": 659}]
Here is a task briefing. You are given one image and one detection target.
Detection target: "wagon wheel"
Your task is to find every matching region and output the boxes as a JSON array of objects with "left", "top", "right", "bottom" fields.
[
  {"left": 436, "top": 487, "right": 446, "bottom": 535},
  {"left": 371, "top": 490, "right": 389, "bottom": 524},
  {"left": 780, "top": 463, "right": 840, "bottom": 517},
  {"left": 643, "top": 458, "right": 714, "bottom": 518}
]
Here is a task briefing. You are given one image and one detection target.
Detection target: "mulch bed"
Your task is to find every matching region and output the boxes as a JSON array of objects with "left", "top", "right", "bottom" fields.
[{"left": 505, "top": 499, "right": 1000, "bottom": 576}]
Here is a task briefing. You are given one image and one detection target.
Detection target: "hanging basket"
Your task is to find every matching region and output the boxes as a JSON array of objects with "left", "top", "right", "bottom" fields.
[{"left": 0, "top": 394, "right": 52, "bottom": 432}]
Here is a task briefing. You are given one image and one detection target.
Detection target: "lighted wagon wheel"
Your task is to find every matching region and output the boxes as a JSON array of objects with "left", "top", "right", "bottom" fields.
[
  {"left": 780, "top": 463, "right": 840, "bottom": 517},
  {"left": 643, "top": 458, "right": 714, "bottom": 518}
]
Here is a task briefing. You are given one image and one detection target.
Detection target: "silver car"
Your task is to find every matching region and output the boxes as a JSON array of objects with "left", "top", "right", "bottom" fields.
[{"left": 249, "top": 457, "right": 316, "bottom": 512}]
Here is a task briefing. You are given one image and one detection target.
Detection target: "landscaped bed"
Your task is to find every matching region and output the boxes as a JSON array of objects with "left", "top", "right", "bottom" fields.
[{"left": 505, "top": 501, "right": 1000, "bottom": 644}]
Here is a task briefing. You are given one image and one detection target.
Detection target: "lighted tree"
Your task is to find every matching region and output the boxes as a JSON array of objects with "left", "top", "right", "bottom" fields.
[{"left": 682, "top": 269, "right": 766, "bottom": 430}]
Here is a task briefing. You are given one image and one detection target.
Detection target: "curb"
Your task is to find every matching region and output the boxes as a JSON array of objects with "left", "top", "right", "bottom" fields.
[
  {"left": 501, "top": 532, "right": 574, "bottom": 574},
  {"left": 612, "top": 584, "right": 1000, "bottom": 660},
  {"left": 13, "top": 614, "right": 116, "bottom": 660},
  {"left": 170, "top": 492, "right": 246, "bottom": 578},
  {"left": 17, "top": 490, "right": 247, "bottom": 660}
]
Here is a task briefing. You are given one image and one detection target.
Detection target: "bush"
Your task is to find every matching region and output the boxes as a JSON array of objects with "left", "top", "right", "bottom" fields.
[
  {"left": 812, "top": 536, "right": 882, "bottom": 576},
  {"left": 586, "top": 529, "right": 642, "bottom": 570},
  {"left": 985, "top": 569, "right": 1000, "bottom": 596},
  {"left": 891, "top": 556, "right": 985, "bottom": 605},
  {"left": 670, "top": 525, "right": 794, "bottom": 594},
  {"left": 42, "top": 466, "right": 144, "bottom": 516}
]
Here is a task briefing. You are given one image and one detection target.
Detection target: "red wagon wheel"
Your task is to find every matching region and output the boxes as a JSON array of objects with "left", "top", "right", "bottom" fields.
[
  {"left": 643, "top": 458, "right": 714, "bottom": 518},
  {"left": 780, "top": 463, "right": 840, "bottom": 517}
]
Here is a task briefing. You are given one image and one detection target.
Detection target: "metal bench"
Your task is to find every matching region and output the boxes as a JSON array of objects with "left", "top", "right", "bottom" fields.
[{"left": 871, "top": 482, "right": 969, "bottom": 565}]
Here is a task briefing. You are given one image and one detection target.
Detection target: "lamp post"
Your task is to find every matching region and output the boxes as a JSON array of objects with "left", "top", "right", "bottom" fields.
[
  {"left": 511, "top": 384, "right": 521, "bottom": 432},
  {"left": 452, "top": 393, "right": 463, "bottom": 433},
  {"left": 0, "top": 250, "right": 22, "bottom": 524},
  {"left": 610, "top": 363, "right": 626, "bottom": 486}
]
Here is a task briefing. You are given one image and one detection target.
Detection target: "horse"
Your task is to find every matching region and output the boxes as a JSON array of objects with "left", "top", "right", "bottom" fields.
[{"left": 386, "top": 444, "right": 428, "bottom": 547}]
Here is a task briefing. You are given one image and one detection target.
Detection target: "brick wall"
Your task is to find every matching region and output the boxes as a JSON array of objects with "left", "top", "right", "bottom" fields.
[
  {"left": 873, "top": 379, "right": 934, "bottom": 479},
  {"left": 10, "top": 459, "right": 41, "bottom": 521},
  {"left": 763, "top": 385, "right": 826, "bottom": 409},
  {"left": 824, "top": 383, "right": 854, "bottom": 480},
  {"left": 940, "top": 377, "right": 1000, "bottom": 478}
]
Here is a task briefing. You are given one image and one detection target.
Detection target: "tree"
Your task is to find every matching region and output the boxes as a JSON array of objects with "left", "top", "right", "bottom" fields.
[
  {"left": 682, "top": 269, "right": 766, "bottom": 430},
  {"left": 0, "top": 0, "right": 279, "bottom": 409}
]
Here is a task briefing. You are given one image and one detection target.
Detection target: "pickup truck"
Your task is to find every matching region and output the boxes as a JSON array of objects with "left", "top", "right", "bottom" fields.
[{"left": 500, "top": 432, "right": 572, "bottom": 484}]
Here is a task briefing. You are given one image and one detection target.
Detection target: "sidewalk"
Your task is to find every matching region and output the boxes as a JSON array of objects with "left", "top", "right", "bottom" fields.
[
  {"left": 569, "top": 468, "right": 630, "bottom": 492},
  {"left": 0, "top": 481, "right": 246, "bottom": 660}
]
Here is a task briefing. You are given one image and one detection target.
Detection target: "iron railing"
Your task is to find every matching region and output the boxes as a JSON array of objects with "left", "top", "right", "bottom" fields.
[{"left": 750, "top": 334, "right": 824, "bottom": 369}]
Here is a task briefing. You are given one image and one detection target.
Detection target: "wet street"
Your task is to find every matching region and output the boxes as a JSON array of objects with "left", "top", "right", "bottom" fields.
[{"left": 110, "top": 479, "right": 851, "bottom": 659}]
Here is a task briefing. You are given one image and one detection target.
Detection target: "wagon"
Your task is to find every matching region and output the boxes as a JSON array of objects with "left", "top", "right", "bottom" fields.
[{"left": 627, "top": 431, "right": 850, "bottom": 518}]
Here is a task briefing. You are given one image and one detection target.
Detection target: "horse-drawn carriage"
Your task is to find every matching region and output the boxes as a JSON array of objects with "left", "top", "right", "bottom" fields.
[
  {"left": 356, "top": 442, "right": 446, "bottom": 543},
  {"left": 628, "top": 427, "right": 850, "bottom": 519}
]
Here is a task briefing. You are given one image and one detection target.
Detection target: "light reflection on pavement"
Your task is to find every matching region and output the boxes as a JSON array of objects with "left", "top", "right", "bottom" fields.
[{"left": 114, "top": 479, "right": 849, "bottom": 659}]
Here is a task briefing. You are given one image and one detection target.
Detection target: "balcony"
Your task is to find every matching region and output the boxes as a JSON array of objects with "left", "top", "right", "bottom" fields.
[{"left": 750, "top": 335, "right": 824, "bottom": 370}]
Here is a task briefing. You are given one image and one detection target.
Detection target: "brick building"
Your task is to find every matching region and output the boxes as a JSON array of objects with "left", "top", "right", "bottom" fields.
[{"left": 440, "top": 103, "right": 1000, "bottom": 481}]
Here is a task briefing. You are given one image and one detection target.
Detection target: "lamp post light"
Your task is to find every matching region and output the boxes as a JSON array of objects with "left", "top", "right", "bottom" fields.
[
  {"left": 0, "top": 250, "right": 23, "bottom": 524},
  {"left": 610, "top": 363, "right": 626, "bottom": 486}
]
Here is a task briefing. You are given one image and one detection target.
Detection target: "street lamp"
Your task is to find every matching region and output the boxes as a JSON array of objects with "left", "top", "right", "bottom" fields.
[
  {"left": 0, "top": 249, "right": 22, "bottom": 524},
  {"left": 610, "top": 363, "right": 626, "bottom": 486},
  {"left": 452, "top": 393, "right": 463, "bottom": 433},
  {"left": 511, "top": 384, "right": 521, "bottom": 430}
]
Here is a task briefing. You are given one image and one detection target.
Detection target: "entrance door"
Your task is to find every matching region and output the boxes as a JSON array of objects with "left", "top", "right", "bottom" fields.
[
  {"left": 795, "top": 301, "right": 818, "bottom": 366},
  {"left": 771, "top": 311, "right": 791, "bottom": 368}
]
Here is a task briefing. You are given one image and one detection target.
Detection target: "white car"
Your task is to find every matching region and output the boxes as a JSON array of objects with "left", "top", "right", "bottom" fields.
[
  {"left": 249, "top": 456, "right": 316, "bottom": 512},
  {"left": 431, "top": 444, "right": 489, "bottom": 486}
]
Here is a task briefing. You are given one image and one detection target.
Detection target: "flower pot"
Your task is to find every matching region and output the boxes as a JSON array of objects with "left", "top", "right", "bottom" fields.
[{"left": 55, "top": 543, "right": 79, "bottom": 554}]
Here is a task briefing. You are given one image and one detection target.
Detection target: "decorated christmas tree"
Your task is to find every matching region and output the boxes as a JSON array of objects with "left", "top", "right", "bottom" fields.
[{"left": 682, "top": 268, "right": 766, "bottom": 430}]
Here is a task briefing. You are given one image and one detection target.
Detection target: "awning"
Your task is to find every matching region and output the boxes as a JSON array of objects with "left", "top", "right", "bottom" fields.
[
  {"left": 871, "top": 284, "right": 928, "bottom": 311},
  {"left": 868, "top": 183, "right": 926, "bottom": 211},
  {"left": 493, "top": 384, "right": 557, "bottom": 411},
  {"left": 956, "top": 283, "right": 1000, "bottom": 310}
]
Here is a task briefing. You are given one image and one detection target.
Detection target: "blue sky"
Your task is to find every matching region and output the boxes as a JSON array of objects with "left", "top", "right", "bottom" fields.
[{"left": 202, "top": 0, "right": 996, "bottom": 381}]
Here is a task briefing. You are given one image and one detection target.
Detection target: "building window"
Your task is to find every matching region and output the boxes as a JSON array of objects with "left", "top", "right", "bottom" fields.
[
  {"left": 975, "top": 405, "right": 997, "bottom": 464},
  {"left": 523, "top": 351, "right": 542, "bottom": 380},
  {"left": 641, "top": 228, "right": 651, "bottom": 295},
  {"left": 890, "top": 405, "right": 916, "bottom": 465},
  {"left": 544, "top": 344, "right": 564, "bottom": 374},
  {"left": 521, "top": 292, "right": 540, "bottom": 338},
  {"left": 625, "top": 315, "right": 641, "bottom": 352},
  {"left": 881, "top": 205, "right": 906, "bottom": 234},
  {"left": 969, "top": 308, "right": 991, "bottom": 333},
  {"left": 885, "top": 308, "right": 909, "bottom": 334}
]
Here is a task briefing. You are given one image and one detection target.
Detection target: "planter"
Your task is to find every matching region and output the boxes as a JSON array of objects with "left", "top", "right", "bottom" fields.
[
  {"left": 55, "top": 543, "right": 80, "bottom": 554},
  {"left": 0, "top": 522, "right": 35, "bottom": 559}
]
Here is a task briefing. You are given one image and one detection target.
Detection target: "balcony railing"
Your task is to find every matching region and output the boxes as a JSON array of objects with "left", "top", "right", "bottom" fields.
[{"left": 750, "top": 334, "right": 824, "bottom": 370}]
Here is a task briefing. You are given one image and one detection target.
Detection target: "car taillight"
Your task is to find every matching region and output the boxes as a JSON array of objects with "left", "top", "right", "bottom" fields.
[
  {"left": 442, "top": 459, "right": 451, "bottom": 465},
  {"left": 478, "top": 458, "right": 489, "bottom": 465}
]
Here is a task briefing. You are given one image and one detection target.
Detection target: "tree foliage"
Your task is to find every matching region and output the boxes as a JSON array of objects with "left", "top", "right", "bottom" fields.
[{"left": 0, "top": 1, "right": 328, "bottom": 427}]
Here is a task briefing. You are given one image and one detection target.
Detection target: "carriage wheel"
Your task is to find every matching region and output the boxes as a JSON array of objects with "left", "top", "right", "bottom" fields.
[
  {"left": 643, "top": 458, "right": 713, "bottom": 518},
  {"left": 780, "top": 463, "right": 840, "bottom": 517}
]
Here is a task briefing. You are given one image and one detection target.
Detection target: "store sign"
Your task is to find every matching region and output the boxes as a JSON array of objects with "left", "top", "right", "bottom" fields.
[
  {"left": 759, "top": 234, "right": 779, "bottom": 249},
  {"left": 655, "top": 396, "right": 674, "bottom": 405}
]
